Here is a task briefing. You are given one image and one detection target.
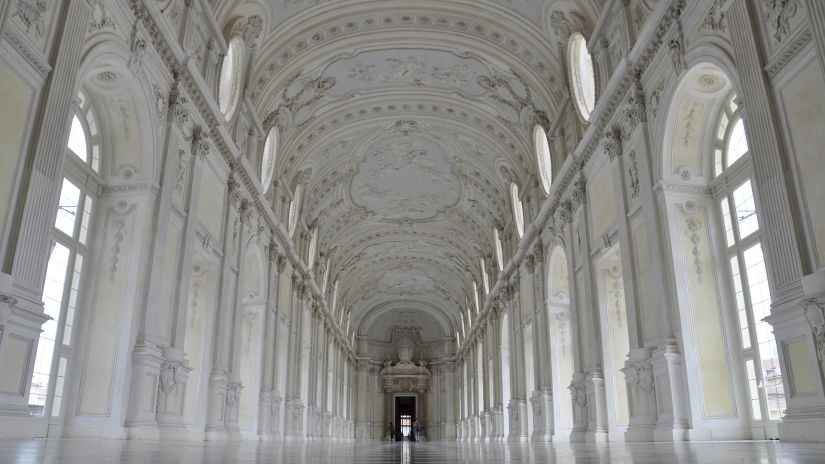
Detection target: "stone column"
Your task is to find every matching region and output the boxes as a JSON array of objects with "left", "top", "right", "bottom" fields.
[
  {"left": 354, "top": 359, "right": 370, "bottom": 440},
  {"left": 0, "top": 0, "right": 90, "bottom": 422},
  {"left": 528, "top": 244, "right": 554, "bottom": 442},
  {"left": 728, "top": 0, "right": 820, "bottom": 442},
  {"left": 284, "top": 274, "right": 306, "bottom": 439},
  {"left": 258, "top": 244, "right": 281, "bottom": 437},
  {"left": 571, "top": 177, "right": 608, "bottom": 442},
  {"left": 442, "top": 361, "right": 457, "bottom": 440}
]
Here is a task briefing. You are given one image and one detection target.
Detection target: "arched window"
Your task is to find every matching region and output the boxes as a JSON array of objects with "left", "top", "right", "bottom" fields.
[
  {"left": 480, "top": 257, "right": 489, "bottom": 294},
  {"left": 712, "top": 92, "right": 784, "bottom": 422},
  {"left": 218, "top": 36, "right": 245, "bottom": 121},
  {"left": 510, "top": 182, "right": 524, "bottom": 238},
  {"left": 67, "top": 90, "right": 101, "bottom": 173},
  {"left": 30, "top": 90, "right": 101, "bottom": 416},
  {"left": 288, "top": 184, "right": 302, "bottom": 237},
  {"left": 713, "top": 94, "right": 748, "bottom": 177},
  {"left": 261, "top": 127, "right": 278, "bottom": 194},
  {"left": 568, "top": 32, "right": 596, "bottom": 122},
  {"left": 534, "top": 125, "right": 553, "bottom": 194},
  {"left": 494, "top": 228, "right": 504, "bottom": 271}
]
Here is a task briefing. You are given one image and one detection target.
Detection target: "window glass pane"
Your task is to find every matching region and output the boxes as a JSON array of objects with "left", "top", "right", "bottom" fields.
[
  {"left": 730, "top": 256, "right": 750, "bottom": 349},
  {"left": 261, "top": 127, "right": 278, "bottom": 194},
  {"left": 55, "top": 178, "right": 81, "bottom": 237},
  {"left": 67, "top": 115, "right": 87, "bottom": 162},
  {"left": 568, "top": 33, "right": 596, "bottom": 121},
  {"left": 494, "top": 228, "right": 504, "bottom": 270},
  {"left": 86, "top": 109, "right": 97, "bottom": 136},
  {"left": 91, "top": 144, "right": 100, "bottom": 173},
  {"left": 78, "top": 195, "right": 93, "bottom": 245},
  {"left": 716, "top": 112, "right": 729, "bottom": 140},
  {"left": 746, "top": 359, "right": 761, "bottom": 420},
  {"left": 743, "top": 243, "right": 785, "bottom": 419},
  {"left": 714, "top": 148, "right": 724, "bottom": 177},
  {"left": 729, "top": 94, "right": 739, "bottom": 113},
  {"left": 534, "top": 125, "right": 552, "bottom": 194},
  {"left": 733, "top": 181, "right": 759, "bottom": 240},
  {"left": 51, "top": 356, "right": 68, "bottom": 417},
  {"left": 720, "top": 199, "right": 735, "bottom": 247},
  {"left": 726, "top": 118, "right": 749, "bottom": 167},
  {"left": 511, "top": 183, "right": 524, "bottom": 238},
  {"left": 30, "top": 243, "right": 71, "bottom": 412},
  {"left": 63, "top": 253, "right": 83, "bottom": 347}
]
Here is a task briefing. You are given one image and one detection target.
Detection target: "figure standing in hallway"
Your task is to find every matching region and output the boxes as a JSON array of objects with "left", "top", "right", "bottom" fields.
[
  {"left": 412, "top": 418, "right": 421, "bottom": 442},
  {"left": 387, "top": 422, "right": 395, "bottom": 442}
]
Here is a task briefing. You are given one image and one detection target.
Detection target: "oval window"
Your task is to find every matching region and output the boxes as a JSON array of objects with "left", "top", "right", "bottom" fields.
[
  {"left": 218, "top": 36, "right": 245, "bottom": 120},
  {"left": 288, "top": 184, "right": 302, "bottom": 237},
  {"left": 261, "top": 127, "right": 278, "bottom": 193},
  {"left": 534, "top": 125, "right": 553, "bottom": 194},
  {"left": 510, "top": 182, "right": 524, "bottom": 238},
  {"left": 568, "top": 32, "right": 596, "bottom": 122}
]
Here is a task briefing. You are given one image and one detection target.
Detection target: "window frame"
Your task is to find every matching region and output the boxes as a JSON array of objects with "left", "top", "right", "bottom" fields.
[
  {"left": 710, "top": 93, "right": 784, "bottom": 426},
  {"left": 567, "top": 32, "right": 597, "bottom": 123},
  {"left": 218, "top": 35, "right": 246, "bottom": 121},
  {"left": 534, "top": 125, "right": 553, "bottom": 194}
]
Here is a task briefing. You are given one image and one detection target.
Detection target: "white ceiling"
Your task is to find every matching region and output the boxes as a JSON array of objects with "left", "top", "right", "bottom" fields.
[{"left": 213, "top": 0, "right": 602, "bottom": 342}]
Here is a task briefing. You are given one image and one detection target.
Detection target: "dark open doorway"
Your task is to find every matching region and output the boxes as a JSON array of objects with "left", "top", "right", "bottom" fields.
[{"left": 394, "top": 396, "right": 416, "bottom": 440}]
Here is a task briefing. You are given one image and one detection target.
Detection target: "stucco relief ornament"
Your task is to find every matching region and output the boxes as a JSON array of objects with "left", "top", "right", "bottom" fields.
[
  {"left": 802, "top": 298, "right": 825, "bottom": 363},
  {"left": 626, "top": 363, "right": 657, "bottom": 415},
  {"left": 570, "top": 382, "right": 587, "bottom": 412},
  {"left": 628, "top": 151, "right": 640, "bottom": 199},
  {"left": 233, "top": 15, "right": 263, "bottom": 46},
  {"left": 603, "top": 129, "right": 622, "bottom": 161},
  {"left": 89, "top": 0, "right": 115, "bottom": 33},
  {"left": 508, "top": 402, "right": 520, "bottom": 434},
  {"left": 530, "top": 395, "right": 542, "bottom": 417},
  {"left": 549, "top": 10, "right": 584, "bottom": 40},
  {"left": 765, "top": 0, "right": 800, "bottom": 43},
  {"left": 702, "top": 0, "right": 729, "bottom": 32},
  {"left": 156, "top": 361, "right": 182, "bottom": 414},
  {"left": 571, "top": 178, "right": 587, "bottom": 210},
  {"left": 14, "top": 0, "right": 49, "bottom": 37}
]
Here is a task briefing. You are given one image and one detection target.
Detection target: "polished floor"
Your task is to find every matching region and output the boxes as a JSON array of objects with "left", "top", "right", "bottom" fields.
[{"left": 1, "top": 438, "right": 824, "bottom": 463}]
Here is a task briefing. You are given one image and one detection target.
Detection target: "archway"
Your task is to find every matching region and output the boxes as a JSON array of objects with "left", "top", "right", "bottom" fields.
[
  {"left": 659, "top": 61, "right": 779, "bottom": 439},
  {"left": 545, "top": 244, "right": 575, "bottom": 439}
]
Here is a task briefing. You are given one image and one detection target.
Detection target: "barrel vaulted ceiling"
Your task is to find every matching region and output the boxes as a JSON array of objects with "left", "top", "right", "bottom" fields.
[{"left": 212, "top": 0, "right": 602, "bottom": 341}]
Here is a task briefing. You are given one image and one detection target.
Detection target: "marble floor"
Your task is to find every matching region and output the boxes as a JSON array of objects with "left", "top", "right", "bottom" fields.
[{"left": 1, "top": 438, "right": 824, "bottom": 463}]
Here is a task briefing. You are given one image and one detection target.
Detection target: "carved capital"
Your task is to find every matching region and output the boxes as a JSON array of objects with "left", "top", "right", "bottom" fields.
[{"left": 603, "top": 127, "right": 622, "bottom": 161}]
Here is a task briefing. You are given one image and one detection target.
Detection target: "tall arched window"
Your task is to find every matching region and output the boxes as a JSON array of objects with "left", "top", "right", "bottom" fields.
[
  {"left": 568, "top": 32, "right": 596, "bottom": 122},
  {"left": 261, "top": 126, "right": 278, "bottom": 194},
  {"left": 494, "top": 228, "right": 504, "bottom": 270},
  {"left": 510, "top": 182, "right": 524, "bottom": 238},
  {"left": 713, "top": 93, "right": 784, "bottom": 423},
  {"left": 534, "top": 125, "right": 553, "bottom": 194},
  {"left": 288, "top": 184, "right": 302, "bottom": 237},
  {"left": 30, "top": 90, "right": 101, "bottom": 417},
  {"left": 218, "top": 36, "right": 245, "bottom": 121}
]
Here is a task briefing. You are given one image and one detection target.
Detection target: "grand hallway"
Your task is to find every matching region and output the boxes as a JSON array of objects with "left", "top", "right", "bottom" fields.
[
  {"left": 2, "top": 438, "right": 824, "bottom": 464},
  {"left": 3, "top": 0, "right": 825, "bottom": 459}
]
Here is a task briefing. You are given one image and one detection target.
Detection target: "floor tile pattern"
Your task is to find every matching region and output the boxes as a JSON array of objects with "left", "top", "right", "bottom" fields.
[{"left": 1, "top": 438, "right": 824, "bottom": 463}]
